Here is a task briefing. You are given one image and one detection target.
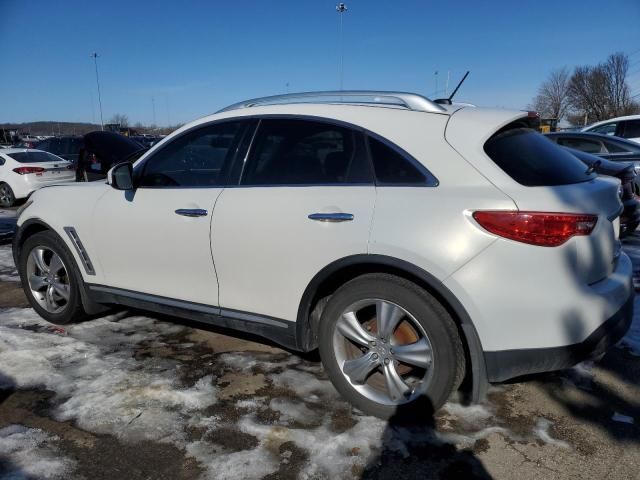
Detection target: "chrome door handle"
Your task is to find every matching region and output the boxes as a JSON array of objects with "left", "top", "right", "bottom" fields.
[
  {"left": 175, "top": 208, "right": 208, "bottom": 217},
  {"left": 308, "top": 212, "right": 354, "bottom": 222}
]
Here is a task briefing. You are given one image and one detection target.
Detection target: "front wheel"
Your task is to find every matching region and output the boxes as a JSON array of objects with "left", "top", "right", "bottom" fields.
[
  {"left": 18, "top": 231, "right": 88, "bottom": 325},
  {"left": 319, "top": 274, "right": 465, "bottom": 419},
  {"left": 0, "top": 183, "right": 15, "bottom": 207}
]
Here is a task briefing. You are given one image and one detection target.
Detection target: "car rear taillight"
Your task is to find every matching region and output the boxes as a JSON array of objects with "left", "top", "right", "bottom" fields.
[
  {"left": 472, "top": 211, "right": 598, "bottom": 247},
  {"left": 13, "top": 167, "right": 45, "bottom": 175}
]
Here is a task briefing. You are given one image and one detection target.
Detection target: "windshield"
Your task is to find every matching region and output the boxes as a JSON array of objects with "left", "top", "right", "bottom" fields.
[{"left": 7, "top": 151, "right": 65, "bottom": 163}]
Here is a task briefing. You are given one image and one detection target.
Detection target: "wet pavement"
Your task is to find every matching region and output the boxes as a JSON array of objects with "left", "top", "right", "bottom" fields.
[{"left": 0, "top": 231, "right": 638, "bottom": 479}]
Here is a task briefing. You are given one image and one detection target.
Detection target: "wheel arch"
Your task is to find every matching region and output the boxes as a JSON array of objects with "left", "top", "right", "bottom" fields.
[
  {"left": 13, "top": 218, "right": 107, "bottom": 315},
  {"left": 296, "top": 254, "right": 489, "bottom": 403}
]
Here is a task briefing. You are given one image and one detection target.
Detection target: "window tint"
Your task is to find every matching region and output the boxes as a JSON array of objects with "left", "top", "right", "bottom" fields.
[
  {"left": 622, "top": 120, "right": 640, "bottom": 139},
  {"left": 367, "top": 136, "right": 429, "bottom": 185},
  {"left": 555, "top": 137, "right": 603, "bottom": 154},
  {"left": 484, "top": 128, "right": 594, "bottom": 186},
  {"left": 590, "top": 122, "right": 617, "bottom": 136},
  {"left": 241, "top": 119, "right": 372, "bottom": 185},
  {"left": 8, "top": 151, "right": 63, "bottom": 163},
  {"left": 139, "top": 121, "right": 245, "bottom": 187},
  {"left": 602, "top": 139, "right": 628, "bottom": 153}
]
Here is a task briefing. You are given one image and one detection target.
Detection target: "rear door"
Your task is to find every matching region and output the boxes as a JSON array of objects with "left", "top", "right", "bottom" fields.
[{"left": 212, "top": 118, "right": 376, "bottom": 322}]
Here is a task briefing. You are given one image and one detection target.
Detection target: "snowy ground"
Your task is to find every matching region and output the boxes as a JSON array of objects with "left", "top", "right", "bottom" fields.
[{"left": 0, "top": 235, "right": 639, "bottom": 479}]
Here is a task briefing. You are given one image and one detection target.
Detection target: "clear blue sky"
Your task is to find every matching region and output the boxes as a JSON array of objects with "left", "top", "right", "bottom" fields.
[{"left": 1, "top": 0, "right": 639, "bottom": 125}]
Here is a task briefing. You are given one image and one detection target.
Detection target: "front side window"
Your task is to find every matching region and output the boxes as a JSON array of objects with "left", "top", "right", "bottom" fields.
[
  {"left": 241, "top": 119, "right": 372, "bottom": 185},
  {"left": 555, "top": 137, "right": 604, "bottom": 154},
  {"left": 139, "top": 121, "right": 246, "bottom": 187}
]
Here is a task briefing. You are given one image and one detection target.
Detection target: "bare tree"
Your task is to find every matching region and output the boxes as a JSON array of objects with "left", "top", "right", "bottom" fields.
[
  {"left": 532, "top": 67, "right": 570, "bottom": 120},
  {"left": 108, "top": 114, "right": 129, "bottom": 127},
  {"left": 566, "top": 53, "right": 639, "bottom": 124}
]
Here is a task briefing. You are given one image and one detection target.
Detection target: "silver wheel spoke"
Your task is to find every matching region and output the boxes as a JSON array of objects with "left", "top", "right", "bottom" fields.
[
  {"left": 337, "top": 311, "right": 375, "bottom": 347},
  {"left": 31, "top": 248, "right": 49, "bottom": 274},
  {"left": 51, "top": 281, "right": 70, "bottom": 301},
  {"left": 392, "top": 338, "right": 432, "bottom": 369},
  {"left": 28, "top": 274, "right": 48, "bottom": 292},
  {"left": 383, "top": 361, "right": 411, "bottom": 402},
  {"left": 376, "top": 301, "right": 404, "bottom": 340},
  {"left": 342, "top": 352, "right": 380, "bottom": 385},
  {"left": 45, "top": 285, "right": 57, "bottom": 311},
  {"left": 48, "top": 253, "right": 64, "bottom": 275}
]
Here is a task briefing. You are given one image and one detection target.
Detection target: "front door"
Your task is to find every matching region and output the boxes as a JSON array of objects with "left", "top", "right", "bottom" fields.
[{"left": 92, "top": 120, "right": 251, "bottom": 306}]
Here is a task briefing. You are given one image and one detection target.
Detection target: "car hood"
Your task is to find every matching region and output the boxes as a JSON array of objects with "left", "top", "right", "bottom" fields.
[{"left": 83, "top": 131, "right": 145, "bottom": 164}]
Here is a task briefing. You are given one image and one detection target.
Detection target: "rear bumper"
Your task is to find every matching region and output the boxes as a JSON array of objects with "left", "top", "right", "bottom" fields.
[{"left": 484, "top": 290, "right": 634, "bottom": 382}]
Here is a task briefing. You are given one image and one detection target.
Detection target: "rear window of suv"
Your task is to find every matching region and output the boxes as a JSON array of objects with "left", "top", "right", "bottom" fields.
[{"left": 484, "top": 128, "right": 595, "bottom": 186}]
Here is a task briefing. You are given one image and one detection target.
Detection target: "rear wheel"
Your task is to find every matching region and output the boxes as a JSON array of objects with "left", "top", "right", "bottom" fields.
[
  {"left": 18, "top": 231, "right": 87, "bottom": 325},
  {"left": 0, "top": 183, "right": 15, "bottom": 207},
  {"left": 319, "top": 274, "right": 464, "bottom": 419}
]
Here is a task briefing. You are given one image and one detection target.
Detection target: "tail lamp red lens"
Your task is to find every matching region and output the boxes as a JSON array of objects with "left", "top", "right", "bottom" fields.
[
  {"left": 13, "top": 166, "right": 45, "bottom": 175},
  {"left": 472, "top": 211, "right": 598, "bottom": 247}
]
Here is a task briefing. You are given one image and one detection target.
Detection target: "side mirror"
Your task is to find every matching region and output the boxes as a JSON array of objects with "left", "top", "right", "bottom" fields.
[{"left": 107, "top": 162, "right": 134, "bottom": 190}]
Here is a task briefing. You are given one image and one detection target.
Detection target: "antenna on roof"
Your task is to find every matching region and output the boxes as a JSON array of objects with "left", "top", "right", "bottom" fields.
[{"left": 434, "top": 71, "right": 469, "bottom": 105}]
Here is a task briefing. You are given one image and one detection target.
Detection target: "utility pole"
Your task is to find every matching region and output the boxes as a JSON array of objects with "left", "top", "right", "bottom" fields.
[
  {"left": 336, "top": 3, "right": 347, "bottom": 90},
  {"left": 434, "top": 71, "right": 439, "bottom": 97},
  {"left": 91, "top": 52, "right": 104, "bottom": 131},
  {"left": 151, "top": 95, "right": 157, "bottom": 126}
]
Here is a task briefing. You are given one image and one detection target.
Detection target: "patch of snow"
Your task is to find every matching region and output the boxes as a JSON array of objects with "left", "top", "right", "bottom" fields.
[
  {"left": 0, "top": 308, "right": 216, "bottom": 444},
  {"left": 533, "top": 418, "right": 570, "bottom": 448},
  {"left": 0, "top": 245, "right": 18, "bottom": 282},
  {"left": 269, "top": 398, "right": 319, "bottom": 426},
  {"left": 0, "top": 424, "right": 75, "bottom": 479}
]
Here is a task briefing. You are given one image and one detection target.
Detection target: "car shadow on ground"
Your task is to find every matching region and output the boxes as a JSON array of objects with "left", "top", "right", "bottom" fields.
[
  {"left": 360, "top": 396, "right": 492, "bottom": 479},
  {"left": 531, "top": 350, "right": 639, "bottom": 444}
]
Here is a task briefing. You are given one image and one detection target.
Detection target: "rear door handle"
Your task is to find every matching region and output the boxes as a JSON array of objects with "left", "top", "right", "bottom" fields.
[
  {"left": 308, "top": 212, "right": 354, "bottom": 222},
  {"left": 175, "top": 208, "right": 208, "bottom": 217}
]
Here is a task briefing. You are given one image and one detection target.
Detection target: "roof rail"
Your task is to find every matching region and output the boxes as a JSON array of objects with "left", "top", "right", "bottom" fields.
[{"left": 216, "top": 90, "right": 448, "bottom": 114}]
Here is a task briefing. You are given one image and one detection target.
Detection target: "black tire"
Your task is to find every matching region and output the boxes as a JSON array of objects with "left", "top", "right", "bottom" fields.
[
  {"left": 18, "top": 231, "right": 88, "bottom": 325},
  {"left": 0, "top": 183, "right": 15, "bottom": 207},
  {"left": 318, "top": 273, "right": 464, "bottom": 419}
]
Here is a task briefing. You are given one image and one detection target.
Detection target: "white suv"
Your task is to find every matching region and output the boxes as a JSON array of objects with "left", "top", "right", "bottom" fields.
[{"left": 12, "top": 91, "right": 633, "bottom": 418}]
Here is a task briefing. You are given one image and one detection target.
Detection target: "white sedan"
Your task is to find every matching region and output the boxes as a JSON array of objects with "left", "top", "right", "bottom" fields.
[{"left": 0, "top": 149, "right": 75, "bottom": 207}]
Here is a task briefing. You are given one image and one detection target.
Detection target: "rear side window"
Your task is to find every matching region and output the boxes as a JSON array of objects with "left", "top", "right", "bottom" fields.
[
  {"left": 590, "top": 123, "right": 617, "bottom": 136},
  {"left": 484, "top": 128, "right": 594, "bottom": 186},
  {"left": 367, "top": 136, "right": 432, "bottom": 185}
]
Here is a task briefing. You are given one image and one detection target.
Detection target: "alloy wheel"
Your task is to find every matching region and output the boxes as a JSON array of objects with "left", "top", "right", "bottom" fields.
[
  {"left": 332, "top": 299, "right": 435, "bottom": 406},
  {"left": 0, "top": 185, "right": 13, "bottom": 207},
  {"left": 26, "top": 246, "right": 71, "bottom": 313}
]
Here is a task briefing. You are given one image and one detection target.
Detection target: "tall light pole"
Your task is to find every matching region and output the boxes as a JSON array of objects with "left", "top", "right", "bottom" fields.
[
  {"left": 91, "top": 52, "right": 104, "bottom": 130},
  {"left": 336, "top": 3, "right": 347, "bottom": 90}
]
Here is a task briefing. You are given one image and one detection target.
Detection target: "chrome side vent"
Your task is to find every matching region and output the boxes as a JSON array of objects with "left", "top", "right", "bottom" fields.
[{"left": 64, "top": 227, "right": 96, "bottom": 275}]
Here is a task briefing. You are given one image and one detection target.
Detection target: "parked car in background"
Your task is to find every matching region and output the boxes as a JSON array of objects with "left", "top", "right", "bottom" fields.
[
  {"left": 566, "top": 147, "right": 640, "bottom": 236},
  {"left": 0, "top": 149, "right": 74, "bottom": 207},
  {"left": 546, "top": 132, "right": 640, "bottom": 164},
  {"left": 77, "top": 131, "right": 145, "bottom": 182},
  {"left": 34, "top": 136, "right": 84, "bottom": 164},
  {"left": 581, "top": 115, "right": 640, "bottom": 143},
  {"left": 13, "top": 91, "right": 633, "bottom": 418},
  {"left": 547, "top": 131, "right": 640, "bottom": 195}
]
